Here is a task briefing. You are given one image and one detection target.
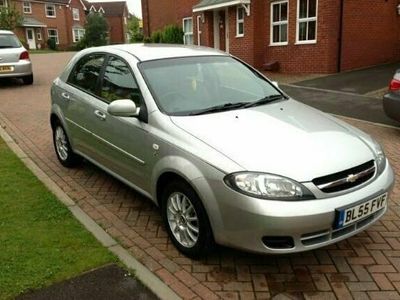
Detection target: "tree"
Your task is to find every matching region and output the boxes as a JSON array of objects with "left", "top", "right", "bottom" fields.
[
  {"left": 127, "top": 15, "right": 143, "bottom": 43},
  {"left": 0, "top": 5, "right": 23, "bottom": 30},
  {"left": 78, "top": 12, "right": 108, "bottom": 48}
]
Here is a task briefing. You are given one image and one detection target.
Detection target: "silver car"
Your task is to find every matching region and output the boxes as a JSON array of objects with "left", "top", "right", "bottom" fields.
[
  {"left": 0, "top": 30, "right": 33, "bottom": 85},
  {"left": 50, "top": 44, "right": 394, "bottom": 257}
]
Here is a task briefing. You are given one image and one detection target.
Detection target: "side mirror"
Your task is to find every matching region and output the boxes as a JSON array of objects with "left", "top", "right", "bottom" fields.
[
  {"left": 107, "top": 99, "right": 140, "bottom": 117},
  {"left": 272, "top": 81, "right": 279, "bottom": 88}
]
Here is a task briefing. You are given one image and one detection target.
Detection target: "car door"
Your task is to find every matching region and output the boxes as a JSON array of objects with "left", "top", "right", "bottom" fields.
[
  {"left": 55, "top": 53, "right": 106, "bottom": 155},
  {"left": 84, "top": 54, "right": 151, "bottom": 192}
]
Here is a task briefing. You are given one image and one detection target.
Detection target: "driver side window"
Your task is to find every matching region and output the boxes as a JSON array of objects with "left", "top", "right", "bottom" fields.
[{"left": 100, "top": 56, "right": 142, "bottom": 106}]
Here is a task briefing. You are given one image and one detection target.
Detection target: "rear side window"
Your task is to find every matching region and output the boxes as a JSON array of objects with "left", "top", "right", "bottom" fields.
[
  {"left": 68, "top": 54, "right": 105, "bottom": 94},
  {"left": 100, "top": 56, "right": 142, "bottom": 106},
  {"left": 0, "top": 34, "right": 21, "bottom": 48}
]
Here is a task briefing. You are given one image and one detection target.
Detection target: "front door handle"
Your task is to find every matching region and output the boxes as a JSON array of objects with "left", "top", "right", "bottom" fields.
[
  {"left": 61, "top": 92, "right": 70, "bottom": 100},
  {"left": 94, "top": 110, "right": 106, "bottom": 121}
]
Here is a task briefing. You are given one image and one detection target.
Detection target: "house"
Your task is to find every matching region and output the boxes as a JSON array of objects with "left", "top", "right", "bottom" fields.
[
  {"left": 0, "top": 0, "right": 129, "bottom": 49},
  {"left": 84, "top": 1, "right": 129, "bottom": 44},
  {"left": 1, "top": 0, "right": 87, "bottom": 49},
  {"left": 141, "top": 0, "right": 400, "bottom": 73}
]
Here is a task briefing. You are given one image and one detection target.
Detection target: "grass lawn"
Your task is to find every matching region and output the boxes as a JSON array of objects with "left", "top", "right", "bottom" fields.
[{"left": 0, "top": 138, "right": 117, "bottom": 299}]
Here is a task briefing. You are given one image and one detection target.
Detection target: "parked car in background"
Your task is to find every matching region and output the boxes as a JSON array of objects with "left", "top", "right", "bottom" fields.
[
  {"left": 383, "top": 70, "right": 400, "bottom": 123},
  {"left": 0, "top": 30, "right": 33, "bottom": 85},
  {"left": 50, "top": 44, "right": 394, "bottom": 258}
]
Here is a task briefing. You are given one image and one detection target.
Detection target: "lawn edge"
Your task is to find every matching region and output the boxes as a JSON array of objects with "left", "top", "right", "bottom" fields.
[{"left": 0, "top": 122, "right": 180, "bottom": 300}]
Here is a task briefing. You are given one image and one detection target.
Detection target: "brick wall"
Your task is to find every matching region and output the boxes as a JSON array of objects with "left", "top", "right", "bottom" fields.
[
  {"left": 341, "top": 0, "right": 400, "bottom": 71},
  {"left": 107, "top": 15, "right": 125, "bottom": 43}
]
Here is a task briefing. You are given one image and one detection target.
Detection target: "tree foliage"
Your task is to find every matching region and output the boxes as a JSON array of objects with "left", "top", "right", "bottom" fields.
[
  {"left": 77, "top": 12, "right": 108, "bottom": 49},
  {"left": 0, "top": 5, "right": 23, "bottom": 30},
  {"left": 128, "top": 15, "right": 143, "bottom": 43}
]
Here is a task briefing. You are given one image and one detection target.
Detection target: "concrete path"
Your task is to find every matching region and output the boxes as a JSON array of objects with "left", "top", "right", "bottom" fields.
[
  {"left": 281, "top": 85, "right": 400, "bottom": 127},
  {"left": 294, "top": 63, "right": 399, "bottom": 94}
]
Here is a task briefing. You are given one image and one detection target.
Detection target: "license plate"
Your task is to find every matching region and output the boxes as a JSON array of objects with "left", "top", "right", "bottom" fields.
[
  {"left": 0, "top": 66, "right": 13, "bottom": 73},
  {"left": 335, "top": 193, "right": 387, "bottom": 228}
]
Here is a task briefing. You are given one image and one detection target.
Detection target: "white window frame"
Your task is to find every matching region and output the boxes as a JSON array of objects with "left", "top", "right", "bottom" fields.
[
  {"left": 270, "top": 0, "right": 288, "bottom": 46},
  {"left": 72, "top": 8, "right": 79, "bottom": 21},
  {"left": 296, "top": 0, "right": 318, "bottom": 44},
  {"left": 45, "top": 3, "right": 56, "bottom": 18},
  {"left": 182, "top": 17, "right": 193, "bottom": 45},
  {"left": 72, "top": 28, "right": 85, "bottom": 43},
  {"left": 47, "top": 29, "right": 59, "bottom": 44},
  {"left": 23, "top": 1, "right": 32, "bottom": 14},
  {"left": 236, "top": 6, "right": 244, "bottom": 37},
  {"left": 0, "top": 0, "right": 8, "bottom": 8},
  {"left": 36, "top": 29, "right": 42, "bottom": 40}
]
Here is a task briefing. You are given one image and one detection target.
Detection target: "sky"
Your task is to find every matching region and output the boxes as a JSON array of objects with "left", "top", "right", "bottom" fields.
[{"left": 89, "top": 0, "right": 142, "bottom": 17}]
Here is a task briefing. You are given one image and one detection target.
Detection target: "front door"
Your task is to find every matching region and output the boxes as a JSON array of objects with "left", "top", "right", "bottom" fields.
[
  {"left": 25, "top": 28, "right": 36, "bottom": 50},
  {"left": 213, "top": 9, "right": 229, "bottom": 52}
]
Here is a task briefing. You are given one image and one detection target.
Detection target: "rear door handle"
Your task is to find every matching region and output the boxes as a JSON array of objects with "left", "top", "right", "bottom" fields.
[
  {"left": 61, "top": 92, "right": 70, "bottom": 100},
  {"left": 94, "top": 110, "right": 106, "bottom": 121}
]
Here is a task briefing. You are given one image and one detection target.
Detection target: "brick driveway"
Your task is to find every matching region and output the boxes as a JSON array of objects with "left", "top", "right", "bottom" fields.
[{"left": 1, "top": 53, "right": 400, "bottom": 299}]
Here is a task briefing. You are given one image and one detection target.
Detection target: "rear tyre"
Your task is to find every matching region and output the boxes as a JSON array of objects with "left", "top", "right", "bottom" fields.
[
  {"left": 52, "top": 122, "right": 81, "bottom": 168},
  {"left": 22, "top": 74, "right": 33, "bottom": 85},
  {"left": 161, "top": 179, "right": 214, "bottom": 258}
]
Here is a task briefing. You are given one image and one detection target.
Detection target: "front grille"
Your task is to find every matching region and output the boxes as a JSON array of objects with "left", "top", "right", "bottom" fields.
[
  {"left": 300, "top": 208, "right": 384, "bottom": 247},
  {"left": 312, "top": 160, "right": 375, "bottom": 193}
]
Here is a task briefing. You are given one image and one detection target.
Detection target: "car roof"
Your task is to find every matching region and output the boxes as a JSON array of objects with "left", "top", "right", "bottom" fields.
[
  {"left": 94, "top": 43, "right": 228, "bottom": 62},
  {"left": 0, "top": 30, "right": 15, "bottom": 35}
]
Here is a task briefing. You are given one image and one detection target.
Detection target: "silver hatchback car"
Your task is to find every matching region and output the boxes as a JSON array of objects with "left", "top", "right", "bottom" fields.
[
  {"left": 51, "top": 44, "right": 394, "bottom": 257},
  {"left": 0, "top": 30, "right": 33, "bottom": 85}
]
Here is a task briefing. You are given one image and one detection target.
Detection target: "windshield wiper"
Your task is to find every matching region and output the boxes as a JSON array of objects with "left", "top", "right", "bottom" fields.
[
  {"left": 243, "top": 94, "right": 286, "bottom": 108},
  {"left": 189, "top": 102, "right": 248, "bottom": 116}
]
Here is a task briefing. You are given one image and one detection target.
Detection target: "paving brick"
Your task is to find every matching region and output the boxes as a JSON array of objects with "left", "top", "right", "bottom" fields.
[{"left": 3, "top": 54, "right": 400, "bottom": 300}]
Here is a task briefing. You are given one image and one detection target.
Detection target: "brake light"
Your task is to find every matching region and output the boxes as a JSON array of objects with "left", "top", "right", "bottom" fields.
[
  {"left": 389, "top": 79, "right": 400, "bottom": 91},
  {"left": 19, "top": 51, "right": 29, "bottom": 60}
]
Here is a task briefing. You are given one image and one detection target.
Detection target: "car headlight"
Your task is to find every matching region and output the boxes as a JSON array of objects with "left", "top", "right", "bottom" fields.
[
  {"left": 224, "top": 172, "right": 315, "bottom": 200},
  {"left": 372, "top": 140, "right": 386, "bottom": 175}
]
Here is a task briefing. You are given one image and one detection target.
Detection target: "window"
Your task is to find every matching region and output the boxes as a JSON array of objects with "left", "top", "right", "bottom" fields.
[
  {"left": 72, "top": 8, "right": 79, "bottom": 20},
  {"left": 36, "top": 29, "right": 42, "bottom": 40},
  {"left": 297, "top": 0, "right": 317, "bottom": 43},
  {"left": 45, "top": 3, "right": 56, "bottom": 18},
  {"left": 47, "top": 29, "right": 59, "bottom": 44},
  {"left": 100, "top": 56, "right": 142, "bottom": 106},
  {"left": 140, "top": 56, "right": 279, "bottom": 116},
  {"left": 72, "top": 28, "right": 85, "bottom": 43},
  {"left": 0, "top": 0, "right": 7, "bottom": 7},
  {"left": 68, "top": 54, "right": 105, "bottom": 94},
  {"left": 236, "top": 6, "right": 244, "bottom": 37},
  {"left": 271, "top": 1, "right": 288, "bottom": 45},
  {"left": 183, "top": 17, "right": 193, "bottom": 45},
  {"left": 23, "top": 1, "right": 31, "bottom": 13}
]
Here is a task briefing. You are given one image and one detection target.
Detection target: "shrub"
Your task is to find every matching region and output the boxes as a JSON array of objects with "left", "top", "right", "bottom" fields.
[
  {"left": 149, "top": 25, "right": 184, "bottom": 44},
  {"left": 47, "top": 38, "right": 57, "bottom": 50},
  {"left": 150, "top": 30, "right": 163, "bottom": 43},
  {"left": 161, "top": 25, "right": 183, "bottom": 44}
]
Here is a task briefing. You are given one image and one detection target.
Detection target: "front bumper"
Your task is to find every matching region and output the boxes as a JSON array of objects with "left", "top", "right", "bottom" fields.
[
  {"left": 0, "top": 60, "right": 32, "bottom": 78},
  {"left": 193, "top": 161, "right": 395, "bottom": 254}
]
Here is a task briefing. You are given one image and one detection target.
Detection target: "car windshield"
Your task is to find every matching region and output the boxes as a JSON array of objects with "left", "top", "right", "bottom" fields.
[
  {"left": 0, "top": 34, "right": 21, "bottom": 49},
  {"left": 139, "top": 56, "right": 285, "bottom": 116}
]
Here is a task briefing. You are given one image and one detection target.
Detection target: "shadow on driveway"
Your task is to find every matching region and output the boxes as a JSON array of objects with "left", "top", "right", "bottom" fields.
[{"left": 294, "top": 62, "right": 400, "bottom": 94}]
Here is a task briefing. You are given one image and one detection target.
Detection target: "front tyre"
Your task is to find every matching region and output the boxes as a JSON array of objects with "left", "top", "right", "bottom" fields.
[
  {"left": 161, "top": 180, "right": 214, "bottom": 259},
  {"left": 52, "top": 123, "right": 81, "bottom": 168}
]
